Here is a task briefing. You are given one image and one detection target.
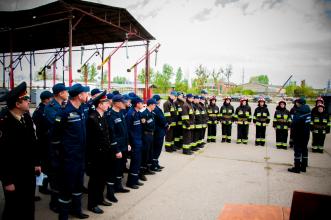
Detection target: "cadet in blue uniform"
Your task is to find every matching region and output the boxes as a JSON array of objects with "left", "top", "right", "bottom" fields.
[
  {"left": 140, "top": 98, "right": 157, "bottom": 180},
  {"left": 51, "top": 83, "right": 90, "bottom": 220},
  {"left": 151, "top": 95, "right": 168, "bottom": 171},
  {"left": 86, "top": 91, "right": 112, "bottom": 214},
  {"left": 288, "top": 97, "right": 311, "bottom": 173},
  {"left": 126, "top": 97, "right": 145, "bottom": 189},
  {"left": 44, "top": 83, "right": 69, "bottom": 213},
  {"left": 0, "top": 82, "right": 41, "bottom": 220},
  {"left": 106, "top": 95, "right": 131, "bottom": 202},
  {"left": 32, "top": 90, "right": 53, "bottom": 195}
]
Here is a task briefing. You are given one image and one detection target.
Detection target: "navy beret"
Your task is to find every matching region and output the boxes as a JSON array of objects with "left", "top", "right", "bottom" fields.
[
  {"left": 186, "top": 94, "right": 193, "bottom": 98},
  {"left": 106, "top": 93, "right": 114, "bottom": 100},
  {"left": 131, "top": 97, "right": 143, "bottom": 106},
  {"left": 152, "top": 94, "right": 161, "bottom": 101},
  {"left": 90, "top": 88, "right": 101, "bottom": 96},
  {"left": 170, "top": 91, "right": 177, "bottom": 96},
  {"left": 112, "top": 94, "right": 125, "bottom": 103},
  {"left": 194, "top": 95, "right": 200, "bottom": 99},
  {"left": 112, "top": 90, "right": 120, "bottom": 95}
]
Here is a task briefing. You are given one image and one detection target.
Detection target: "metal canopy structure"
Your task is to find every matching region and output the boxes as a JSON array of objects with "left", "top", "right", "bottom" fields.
[
  {"left": 0, "top": 0, "right": 155, "bottom": 96},
  {"left": 0, "top": 0, "right": 154, "bottom": 53}
]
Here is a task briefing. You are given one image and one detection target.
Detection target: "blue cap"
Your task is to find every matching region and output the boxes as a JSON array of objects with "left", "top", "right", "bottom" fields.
[
  {"left": 200, "top": 96, "right": 205, "bottom": 100},
  {"left": 112, "top": 94, "right": 125, "bottom": 103},
  {"left": 106, "top": 93, "right": 114, "bottom": 100},
  {"left": 147, "top": 98, "right": 157, "bottom": 106},
  {"left": 112, "top": 90, "right": 120, "bottom": 95},
  {"left": 186, "top": 93, "right": 193, "bottom": 98},
  {"left": 52, "top": 83, "right": 69, "bottom": 95},
  {"left": 194, "top": 95, "right": 199, "bottom": 99},
  {"left": 40, "top": 91, "right": 53, "bottom": 100},
  {"left": 128, "top": 92, "right": 137, "bottom": 98},
  {"left": 90, "top": 88, "right": 101, "bottom": 96},
  {"left": 68, "top": 83, "right": 90, "bottom": 97},
  {"left": 131, "top": 97, "right": 143, "bottom": 106},
  {"left": 152, "top": 94, "right": 161, "bottom": 101},
  {"left": 170, "top": 91, "right": 177, "bottom": 96}
]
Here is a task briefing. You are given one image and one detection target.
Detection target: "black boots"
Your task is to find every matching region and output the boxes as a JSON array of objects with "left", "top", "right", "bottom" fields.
[
  {"left": 71, "top": 194, "right": 89, "bottom": 219},
  {"left": 106, "top": 184, "right": 118, "bottom": 203},
  {"left": 114, "top": 178, "right": 130, "bottom": 193},
  {"left": 183, "top": 149, "right": 193, "bottom": 155},
  {"left": 288, "top": 161, "right": 301, "bottom": 173},
  {"left": 301, "top": 158, "right": 308, "bottom": 172}
]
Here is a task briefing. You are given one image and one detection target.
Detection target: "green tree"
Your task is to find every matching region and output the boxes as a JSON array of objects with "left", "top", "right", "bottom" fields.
[
  {"left": 249, "top": 75, "right": 269, "bottom": 85},
  {"left": 153, "top": 64, "right": 174, "bottom": 93},
  {"left": 293, "top": 85, "right": 316, "bottom": 98},
  {"left": 113, "top": 76, "right": 127, "bottom": 84},
  {"left": 194, "top": 65, "right": 209, "bottom": 91},
  {"left": 175, "top": 67, "right": 188, "bottom": 92},
  {"left": 138, "top": 68, "right": 155, "bottom": 84},
  {"left": 210, "top": 68, "right": 223, "bottom": 95},
  {"left": 79, "top": 63, "right": 98, "bottom": 82}
]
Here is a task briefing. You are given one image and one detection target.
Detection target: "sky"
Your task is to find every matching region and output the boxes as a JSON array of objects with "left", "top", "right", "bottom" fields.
[{"left": 1, "top": 0, "right": 331, "bottom": 88}]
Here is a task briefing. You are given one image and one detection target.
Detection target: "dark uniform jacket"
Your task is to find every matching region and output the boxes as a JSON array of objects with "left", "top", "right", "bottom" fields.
[
  {"left": 181, "top": 100, "right": 195, "bottom": 129},
  {"left": 141, "top": 108, "right": 155, "bottom": 133},
  {"left": 193, "top": 103, "right": 203, "bottom": 129},
  {"left": 253, "top": 105, "right": 270, "bottom": 127},
  {"left": 163, "top": 98, "right": 177, "bottom": 128},
  {"left": 207, "top": 103, "right": 219, "bottom": 124},
  {"left": 220, "top": 103, "right": 235, "bottom": 124},
  {"left": 199, "top": 102, "right": 208, "bottom": 128},
  {"left": 107, "top": 108, "right": 129, "bottom": 153},
  {"left": 174, "top": 99, "right": 184, "bottom": 127},
  {"left": 234, "top": 104, "right": 251, "bottom": 125},
  {"left": 0, "top": 109, "right": 39, "bottom": 186},
  {"left": 273, "top": 106, "right": 291, "bottom": 129},
  {"left": 291, "top": 104, "right": 311, "bottom": 145},
  {"left": 153, "top": 105, "right": 168, "bottom": 137},
  {"left": 126, "top": 108, "right": 143, "bottom": 148},
  {"left": 310, "top": 110, "right": 330, "bottom": 134}
]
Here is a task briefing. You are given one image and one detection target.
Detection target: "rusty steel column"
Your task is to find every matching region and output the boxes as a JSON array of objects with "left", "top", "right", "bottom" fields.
[
  {"left": 9, "top": 32, "right": 14, "bottom": 89},
  {"left": 134, "top": 65, "right": 137, "bottom": 94},
  {"left": 53, "top": 54, "right": 57, "bottom": 86},
  {"left": 3, "top": 53, "right": 5, "bottom": 88},
  {"left": 107, "top": 58, "right": 111, "bottom": 90},
  {"left": 68, "top": 18, "right": 73, "bottom": 86},
  {"left": 62, "top": 48, "right": 65, "bottom": 84},
  {"left": 29, "top": 52, "right": 32, "bottom": 94},
  {"left": 145, "top": 40, "right": 150, "bottom": 100},
  {"left": 101, "top": 43, "right": 104, "bottom": 89}
]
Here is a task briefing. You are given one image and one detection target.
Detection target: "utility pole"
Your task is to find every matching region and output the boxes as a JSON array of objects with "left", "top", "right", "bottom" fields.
[{"left": 242, "top": 68, "right": 245, "bottom": 85}]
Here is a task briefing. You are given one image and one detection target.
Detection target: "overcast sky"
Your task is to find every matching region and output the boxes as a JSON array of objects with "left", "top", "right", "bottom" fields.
[{"left": 1, "top": 0, "right": 331, "bottom": 88}]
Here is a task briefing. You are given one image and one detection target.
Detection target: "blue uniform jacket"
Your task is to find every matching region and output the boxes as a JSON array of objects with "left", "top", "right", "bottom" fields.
[
  {"left": 125, "top": 107, "right": 143, "bottom": 147},
  {"left": 153, "top": 105, "right": 168, "bottom": 137}
]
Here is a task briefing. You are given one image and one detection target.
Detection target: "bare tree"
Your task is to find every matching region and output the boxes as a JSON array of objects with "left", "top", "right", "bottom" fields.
[
  {"left": 210, "top": 67, "right": 223, "bottom": 95},
  {"left": 223, "top": 65, "right": 233, "bottom": 92}
]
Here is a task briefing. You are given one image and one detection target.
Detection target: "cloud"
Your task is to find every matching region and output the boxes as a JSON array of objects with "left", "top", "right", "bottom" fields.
[
  {"left": 126, "top": 0, "right": 151, "bottom": 10},
  {"left": 261, "top": 0, "right": 284, "bottom": 10},
  {"left": 214, "top": 0, "right": 240, "bottom": 8},
  {"left": 190, "top": 8, "right": 213, "bottom": 22}
]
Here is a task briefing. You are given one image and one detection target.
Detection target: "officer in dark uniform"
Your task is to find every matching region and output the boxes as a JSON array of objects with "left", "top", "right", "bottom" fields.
[
  {"left": 140, "top": 98, "right": 157, "bottom": 181},
  {"left": 151, "top": 95, "right": 168, "bottom": 171},
  {"left": 163, "top": 91, "right": 178, "bottom": 152},
  {"left": 44, "top": 83, "right": 69, "bottom": 213},
  {"left": 86, "top": 91, "right": 112, "bottom": 214},
  {"left": 106, "top": 94, "right": 131, "bottom": 200},
  {"left": 192, "top": 95, "right": 202, "bottom": 151},
  {"left": 121, "top": 94, "right": 131, "bottom": 116},
  {"left": 0, "top": 82, "right": 41, "bottom": 220},
  {"left": 310, "top": 103, "right": 330, "bottom": 153},
  {"left": 32, "top": 90, "right": 53, "bottom": 195},
  {"left": 207, "top": 96, "right": 219, "bottom": 142},
  {"left": 234, "top": 97, "right": 251, "bottom": 144},
  {"left": 126, "top": 96, "right": 145, "bottom": 189},
  {"left": 220, "top": 96, "right": 234, "bottom": 143},
  {"left": 51, "top": 83, "right": 90, "bottom": 220},
  {"left": 253, "top": 97, "right": 270, "bottom": 146},
  {"left": 273, "top": 100, "right": 291, "bottom": 149},
  {"left": 288, "top": 97, "right": 311, "bottom": 173},
  {"left": 181, "top": 94, "right": 195, "bottom": 155}
]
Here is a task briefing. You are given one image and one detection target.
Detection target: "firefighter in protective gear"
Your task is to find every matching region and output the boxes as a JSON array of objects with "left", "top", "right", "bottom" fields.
[
  {"left": 199, "top": 96, "right": 208, "bottom": 148},
  {"left": 181, "top": 94, "right": 195, "bottom": 155},
  {"left": 310, "top": 103, "right": 330, "bottom": 153},
  {"left": 207, "top": 96, "right": 219, "bottom": 142},
  {"left": 163, "top": 91, "right": 177, "bottom": 152},
  {"left": 253, "top": 97, "right": 270, "bottom": 146},
  {"left": 174, "top": 92, "right": 184, "bottom": 150},
  {"left": 234, "top": 97, "right": 251, "bottom": 144},
  {"left": 192, "top": 95, "right": 202, "bottom": 151},
  {"left": 273, "top": 100, "right": 291, "bottom": 149},
  {"left": 288, "top": 97, "right": 311, "bottom": 173},
  {"left": 220, "top": 96, "right": 234, "bottom": 143}
]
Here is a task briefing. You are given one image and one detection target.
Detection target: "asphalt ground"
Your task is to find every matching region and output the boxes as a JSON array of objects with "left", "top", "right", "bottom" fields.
[{"left": 1, "top": 102, "right": 331, "bottom": 220}]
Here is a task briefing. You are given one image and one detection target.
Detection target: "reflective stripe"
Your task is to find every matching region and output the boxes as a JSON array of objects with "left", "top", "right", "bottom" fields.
[
  {"left": 58, "top": 199, "right": 71, "bottom": 204},
  {"left": 242, "top": 139, "right": 248, "bottom": 143},
  {"left": 183, "top": 144, "right": 190, "bottom": 149},
  {"left": 182, "top": 115, "right": 189, "bottom": 120},
  {"left": 106, "top": 182, "right": 115, "bottom": 186},
  {"left": 72, "top": 192, "right": 82, "bottom": 196},
  {"left": 164, "top": 112, "right": 171, "bottom": 117},
  {"left": 236, "top": 139, "right": 242, "bottom": 143},
  {"left": 68, "top": 118, "right": 81, "bottom": 123}
]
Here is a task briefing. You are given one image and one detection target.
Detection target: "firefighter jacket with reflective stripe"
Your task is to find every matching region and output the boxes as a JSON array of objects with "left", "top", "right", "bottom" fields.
[
  {"left": 199, "top": 102, "right": 208, "bottom": 127},
  {"left": 253, "top": 105, "right": 270, "bottom": 126},
  {"left": 273, "top": 107, "right": 291, "bottom": 129},
  {"left": 234, "top": 104, "right": 251, "bottom": 125},
  {"left": 175, "top": 99, "right": 184, "bottom": 126},
  {"left": 220, "top": 103, "right": 235, "bottom": 124},
  {"left": 207, "top": 104, "right": 219, "bottom": 124},
  {"left": 310, "top": 111, "right": 330, "bottom": 134},
  {"left": 193, "top": 103, "right": 203, "bottom": 128},
  {"left": 163, "top": 99, "right": 177, "bottom": 127},
  {"left": 181, "top": 101, "right": 195, "bottom": 129}
]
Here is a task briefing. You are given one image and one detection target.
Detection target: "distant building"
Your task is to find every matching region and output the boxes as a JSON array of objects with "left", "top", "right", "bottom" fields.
[
  {"left": 240, "top": 82, "right": 285, "bottom": 96},
  {"left": 205, "top": 79, "right": 237, "bottom": 94}
]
